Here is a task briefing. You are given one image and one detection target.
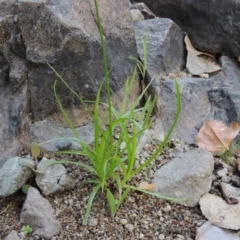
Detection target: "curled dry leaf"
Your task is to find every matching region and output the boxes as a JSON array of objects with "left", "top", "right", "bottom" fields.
[
  {"left": 138, "top": 181, "right": 155, "bottom": 190},
  {"left": 185, "top": 35, "right": 221, "bottom": 75},
  {"left": 199, "top": 193, "right": 240, "bottom": 230},
  {"left": 196, "top": 120, "right": 240, "bottom": 155}
]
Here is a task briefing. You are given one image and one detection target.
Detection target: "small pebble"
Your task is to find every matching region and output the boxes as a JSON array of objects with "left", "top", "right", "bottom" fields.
[
  {"left": 139, "top": 233, "right": 145, "bottom": 239},
  {"left": 162, "top": 204, "right": 171, "bottom": 213},
  {"left": 221, "top": 176, "right": 232, "bottom": 183},
  {"left": 159, "top": 234, "right": 165, "bottom": 240},
  {"left": 125, "top": 223, "right": 134, "bottom": 232},
  {"left": 217, "top": 168, "right": 228, "bottom": 177},
  {"left": 119, "top": 219, "right": 128, "bottom": 225},
  {"left": 88, "top": 218, "right": 98, "bottom": 227}
]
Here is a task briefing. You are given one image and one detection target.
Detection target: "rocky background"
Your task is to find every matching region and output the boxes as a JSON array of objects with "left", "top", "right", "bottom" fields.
[{"left": 1, "top": 0, "right": 240, "bottom": 239}]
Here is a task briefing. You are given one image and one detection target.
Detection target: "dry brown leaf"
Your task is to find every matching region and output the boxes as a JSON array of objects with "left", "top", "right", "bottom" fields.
[
  {"left": 138, "top": 181, "right": 155, "bottom": 190},
  {"left": 185, "top": 35, "right": 221, "bottom": 75},
  {"left": 185, "top": 35, "right": 215, "bottom": 59},
  {"left": 199, "top": 193, "right": 240, "bottom": 230},
  {"left": 196, "top": 120, "right": 240, "bottom": 155}
]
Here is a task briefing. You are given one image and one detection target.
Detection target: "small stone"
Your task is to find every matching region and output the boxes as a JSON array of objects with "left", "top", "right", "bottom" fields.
[
  {"left": 217, "top": 168, "right": 228, "bottom": 177},
  {"left": 68, "top": 199, "right": 73, "bottom": 207},
  {"left": 162, "top": 204, "right": 171, "bottom": 213},
  {"left": 139, "top": 233, "right": 145, "bottom": 239},
  {"left": 88, "top": 218, "right": 98, "bottom": 227},
  {"left": 4, "top": 230, "right": 20, "bottom": 240},
  {"left": 120, "top": 141, "right": 127, "bottom": 150},
  {"left": 120, "top": 219, "right": 128, "bottom": 225},
  {"left": 159, "top": 234, "right": 165, "bottom": 240},
  {"left": 125, "top": 223, "right": 134, "bottom": 232},
  {"left": 221, "top": 176, "right": 232, "bottom": 183}
]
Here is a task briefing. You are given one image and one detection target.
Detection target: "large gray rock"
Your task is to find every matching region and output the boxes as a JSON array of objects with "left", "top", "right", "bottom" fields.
[
  {"left": 29, "top": 120, "right": 94, "bottom": 152},
  {"left": 18, "top": 0, "right": 138, "bottom": 126},
  {"left": 36, "top": 158, "right": 75, "bottom": 196},
  {"left": 0, "top": 0, "right": 138, "bottom": 166},
  {"left": 134, "top": 18, "right": 184, "bottom": 80},
  {"left": 153, "top": 148, "right": 214, "bottom": 207},
  {"left": 0, "top": 157, "right": 35, "bottom": 197},
  {"left": 21, "top": 187, "right": 62, "bottom": 239},
  {"left": 131, "top": 0, "right": 240, "bottom": 56},
  {"left": 155, "top": 56, "right": 240, "bottom": 144}
]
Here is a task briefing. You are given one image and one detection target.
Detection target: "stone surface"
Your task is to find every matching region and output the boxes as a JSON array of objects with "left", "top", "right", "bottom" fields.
[
  {"left": 221, "top": 183, "right": 240, "bottom": 199},
  {"left": 36, "top": 158, "right": 75, "bottom": 195},
  {"left": 153, "top": 148, "right": 214, "bottom": 207},
  {"left": 131, "top": 0, "right": 240, "bottom": 56},
  {"left": 4, "top": 230, "right": 20, "bottom": 240},
  {"left": 29, "top": 120, "right": 94, "bottom": 152},
  {"left": 154, "top": 56, "right": 240, "bottom": 144},
  {"left": 18, "top": 0, "right": 137, "bottom": 126},
  {"left": 0, "top": 0, "right": 138, "bottom": 166},
  {"left": 134, "top": 18, "right": 184, "bottom": 80},
  {"left": 20, "top": 187, "right": 62, "bottom": 239},
  {"left": 0, "top": 157, "right": 35, "bottom": 197},
  {"left": 196, "top": 221, "right": 240, "bottom": 240}
]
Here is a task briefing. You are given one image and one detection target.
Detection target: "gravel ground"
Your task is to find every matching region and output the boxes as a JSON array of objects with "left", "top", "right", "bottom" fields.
[
  {"left": 0, "top": 138, "right": 210, "bottom": 240},
  {"left": 6, "top": 130, "right": 238, "bottom": 240}
]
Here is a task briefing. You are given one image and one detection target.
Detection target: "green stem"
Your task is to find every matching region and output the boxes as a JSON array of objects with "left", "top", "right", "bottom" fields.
[{"left": 94, "top": 0, "right": 113, "bottom": 137}]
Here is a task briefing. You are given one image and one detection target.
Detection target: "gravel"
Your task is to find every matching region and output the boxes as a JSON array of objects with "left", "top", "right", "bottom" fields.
[{"left": 0, "top": 138, "right": 224, "bottom": 240}]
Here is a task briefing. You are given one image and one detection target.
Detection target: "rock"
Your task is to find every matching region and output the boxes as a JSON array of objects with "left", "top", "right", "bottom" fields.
[
  {"left": 130, "top": 9, "right": 144, "bottom": 22},
  {"left": 18, "top": 0, "right": 138, "bottom": 125},
  {"left": 154, "top": 56, "right": 240, "bottom": 144},
  {"left": 0, "top": 0, "right": 138, "bottom": 167},
  {"left": 196, "top": 221, "right": 240, "bottom": 240},
  {"left": 36, "top": 158, "right": 75, "bottom": 195},
  {"left": 0, "top": 157, "right": 35, "bottom": 197},
  {"left": 130, "top": 2, "right": 156, "bottom": 20},
  {"left": 199, "top": 193, "right": 240, "bottom": 230},
  {"left": 221, "top": 183, "right": 240, "bottom": 199},
  {"left": 153, "top": 148, "right": 214, "bottom": 207},
  {"left": 20, "top": 187, "right": 62, "bottom": 239},
  {"left": 134, "top": 18, "right": 184, "bottom": 80},
  {"left": 29, "top": 120, "right": 94, "bottom": 152},
  {"left": 131, "top": 0, "right": 240, "bottom": 56},
  {"left": 125, "top": 223, "right": 134, "bottom": 232},
  {"left": 4, "top": 230, "right": 20, "bottom": 240},
  {"left": 217, "top": 168, "right": 228, "bottom": 178},
  {"left": 0, "top": 83, "right": 29, "bottom": 168}
]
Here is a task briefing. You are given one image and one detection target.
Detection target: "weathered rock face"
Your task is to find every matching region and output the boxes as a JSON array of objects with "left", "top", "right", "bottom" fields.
[
  {"left": 18, "top": 0, "right": 137, "bottom": 126},
  {"left": 134, "top": 18, "right": 184, "bottom": 80},
  {"left": 0, "top": 0, "right": 138, "bottom": 166},
  {"left": 131, "top": 0, "right": 240, "bottom": 56},
  {"left": 155, "top": 56, "right": 240, "bottom": 144}
]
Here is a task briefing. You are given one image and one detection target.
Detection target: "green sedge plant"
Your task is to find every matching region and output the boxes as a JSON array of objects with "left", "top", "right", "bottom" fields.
[{"left": 48, "top": 0, "right": 183, "bottom": 225}]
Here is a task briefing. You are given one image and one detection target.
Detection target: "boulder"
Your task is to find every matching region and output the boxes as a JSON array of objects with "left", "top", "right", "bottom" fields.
[
  {"left": 134, "top": 18, "right": 185, "bottom": 80},
  {"left": 153, "top": 148, "right": 214, "bottom": 207},
  {"left": 131, "top": 0, "right": 240, "bottom": 56},
  {"left": 0, "top": 0, "right": 138, "bottom": 166},
  {"left": 154, "top": 56, "right": 240, "bottom": 144}
]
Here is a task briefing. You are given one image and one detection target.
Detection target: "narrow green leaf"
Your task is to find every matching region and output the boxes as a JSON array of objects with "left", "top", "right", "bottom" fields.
[
  {"left": 83, "top": 183, "right": 102, "bottom": 225},
  {"left": 106, "top": 189, "right": 117, "bottom": 217}
]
